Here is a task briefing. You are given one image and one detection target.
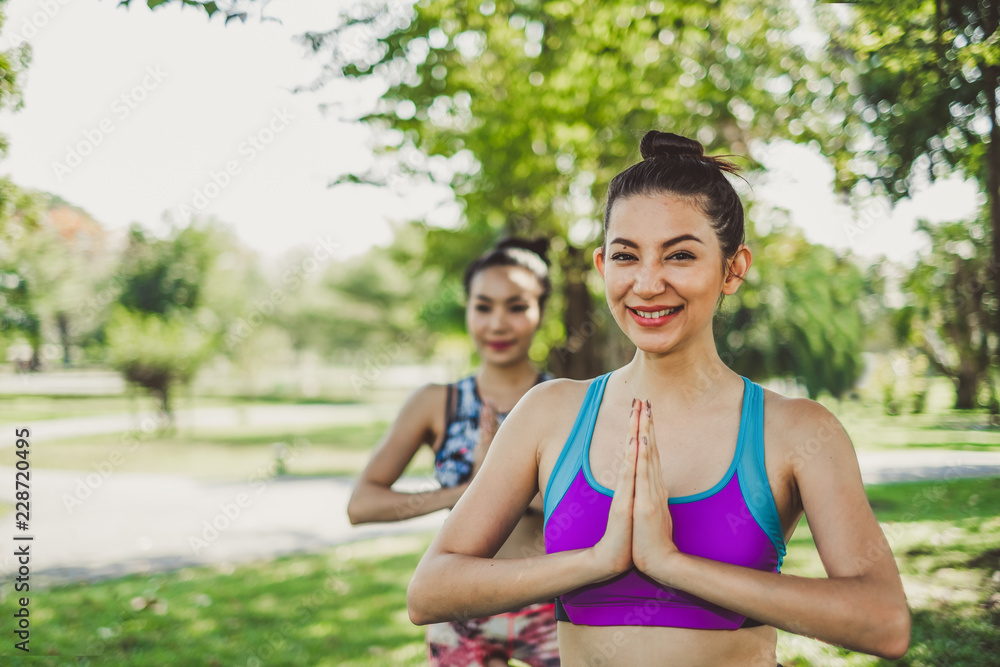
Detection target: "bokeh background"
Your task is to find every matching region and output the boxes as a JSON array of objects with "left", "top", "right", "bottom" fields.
[{"left": 0, "top": 0, "right": 998, "bottom": 665}]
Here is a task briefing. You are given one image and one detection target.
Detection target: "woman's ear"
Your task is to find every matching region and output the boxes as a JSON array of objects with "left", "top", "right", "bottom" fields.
[
  {"left": 722, "top": 245, "right": 752, "bottom": 295},
  {"left": 593, "top": 245, "right": 607, "bottom": 278}
]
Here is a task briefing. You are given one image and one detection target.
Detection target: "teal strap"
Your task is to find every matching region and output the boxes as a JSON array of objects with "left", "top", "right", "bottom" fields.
[
  {"left": 735, "top": 379, "right": 787, "bottom": 570},
  {"left": 543, "top": 373, "right": 612, "bottom": 524}
]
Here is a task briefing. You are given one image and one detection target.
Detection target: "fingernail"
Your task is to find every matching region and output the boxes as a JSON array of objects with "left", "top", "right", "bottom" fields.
[
  {"left": 645, "top": 399, "right": 651, "bottom": 418},
  {"left": 642, "top": 436, "right": 648, "bottom": 446}
]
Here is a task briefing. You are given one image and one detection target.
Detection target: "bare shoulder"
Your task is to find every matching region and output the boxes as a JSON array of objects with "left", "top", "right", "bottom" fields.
[
  {"left": 506, "top": 377, "right": 597, "bottom": 468},
  {"left": 762, "top": 389, "right": 853, "bottom": 470},
  {"left": 526, "top": 376, "right": 592, "bottom": 399},
  {"left": 393, "top": 382, "right": 447, "bottom": 418},
  {"left": 510, "top": 377, "right": 592, "bottom": 422},
  {"left": 391, "top": 383, "right": 450, "bottom": 440}
]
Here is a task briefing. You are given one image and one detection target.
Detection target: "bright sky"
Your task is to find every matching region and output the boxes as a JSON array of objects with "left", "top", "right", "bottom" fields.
[{"left": 0, "top": 0, "right": 983, "bottom": 265}]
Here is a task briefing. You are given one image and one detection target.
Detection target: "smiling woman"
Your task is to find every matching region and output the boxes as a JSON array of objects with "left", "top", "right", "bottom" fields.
[
  {"left": 347, "top": 238, "right": 561, "bottom": 666},
  {"left": 407, "top": 130, "right": 911, "bottom": 667}
]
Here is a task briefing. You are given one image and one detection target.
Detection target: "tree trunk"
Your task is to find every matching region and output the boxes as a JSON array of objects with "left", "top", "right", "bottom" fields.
[
  {"left": 985, "top": 1, "right": 1000, "bottom": 381},
  {"left": 56, "top": 311, "right": 72, "bottom": 367},
  {"left": 548, "top": 246, "right": 604, "bottom": 379},
  {"left": 153, "top": 382, "right": 174, "bottom": 432},
  {"left": 954, "top": 369, "right": 979, "bottom": 410}
]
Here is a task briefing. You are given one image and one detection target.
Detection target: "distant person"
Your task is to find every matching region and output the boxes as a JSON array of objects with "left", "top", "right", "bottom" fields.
[
  {"left": 406, "top": 131, "right": 911, "bottom": 666},
  {"left": 348, "top": 238, "right": 560, "bottom": 666}
]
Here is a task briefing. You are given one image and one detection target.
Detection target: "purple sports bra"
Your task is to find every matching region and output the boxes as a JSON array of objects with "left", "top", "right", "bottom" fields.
[{"left": 543, "top": 372, "right": 786, "bottom": 630}]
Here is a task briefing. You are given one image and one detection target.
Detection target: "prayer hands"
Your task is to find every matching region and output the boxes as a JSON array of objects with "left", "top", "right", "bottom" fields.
[
  {"left": 592, "top": 398, "right": 640, "bottom": 577},
  {"left": 632, "top": 398, "right": 678, "bottom": 572},
  {"left": 593, "top": 398, "right": 677, "bottom": 580}
]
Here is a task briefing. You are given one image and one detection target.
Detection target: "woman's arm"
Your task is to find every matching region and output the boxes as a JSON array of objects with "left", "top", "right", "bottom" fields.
[
  {"left": 347, "top": 385, "right": 466, "bottom": 524},
  {"left": 633, "top": 397, "right": 910, "bottom": 659},
  {"left": 407, "top": 384, "right": 639, "bottom": 625}
]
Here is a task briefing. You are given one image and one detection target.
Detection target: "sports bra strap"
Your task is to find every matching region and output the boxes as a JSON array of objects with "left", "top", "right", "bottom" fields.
[{"left": 543, "top": 373, "right": 612, "bottom": 520}]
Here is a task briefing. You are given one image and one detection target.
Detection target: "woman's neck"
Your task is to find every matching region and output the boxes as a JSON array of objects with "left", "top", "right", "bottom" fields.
[
  {"left": 476, "top": 358, "right": 539, "bottom": 392},
  {"left": 622, "top": 338, "right": 736, "bottom": 407}
]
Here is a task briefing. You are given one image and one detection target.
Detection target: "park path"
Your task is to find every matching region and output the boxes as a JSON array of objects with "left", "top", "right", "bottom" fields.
[
  {"left": 0, "top": 407, "right": 999, "bottom": 588},
  {"left": 0, "top": 403, "right": 400, "bottom": 442}
]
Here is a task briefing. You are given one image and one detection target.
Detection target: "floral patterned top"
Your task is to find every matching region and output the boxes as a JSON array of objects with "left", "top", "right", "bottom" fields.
[{"left": 433, "top": 373, "right": 552, "bottom": 488}]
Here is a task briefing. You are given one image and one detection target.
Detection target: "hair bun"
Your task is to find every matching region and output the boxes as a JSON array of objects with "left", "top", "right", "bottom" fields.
[
  {"left": 639, "top": 130, "right": 704, "bottom": 160},
  {"left": 496, "top": 237, "right": 550, "bottom": 265}
]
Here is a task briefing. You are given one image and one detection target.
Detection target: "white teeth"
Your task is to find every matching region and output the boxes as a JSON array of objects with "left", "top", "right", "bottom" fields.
[{"left": 635, "top": 307, "right": 680, "bottom": 318}]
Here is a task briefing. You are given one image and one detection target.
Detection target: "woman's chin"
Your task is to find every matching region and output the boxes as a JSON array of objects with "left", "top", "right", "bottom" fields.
[{"left": 481, "top": 348, "right": 528, "bottom": 366}]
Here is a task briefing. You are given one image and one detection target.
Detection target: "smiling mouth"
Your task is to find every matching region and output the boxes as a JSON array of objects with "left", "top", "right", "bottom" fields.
[{"left": 628, "top": 306, "right": 683, "bottom": 319}]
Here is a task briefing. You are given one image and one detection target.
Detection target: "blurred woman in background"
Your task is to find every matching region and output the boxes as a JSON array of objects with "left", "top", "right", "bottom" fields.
[{"left": 348, "top": 238, "right": 560, "bottom": 666}]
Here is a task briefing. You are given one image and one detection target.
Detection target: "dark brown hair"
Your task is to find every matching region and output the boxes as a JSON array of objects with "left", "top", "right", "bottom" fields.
[
  {"left": 604, "top": 131, "right": 745, "bottom": 261},
  {"left": 463, "top": 237, "right": 552, "bottom": 311}
]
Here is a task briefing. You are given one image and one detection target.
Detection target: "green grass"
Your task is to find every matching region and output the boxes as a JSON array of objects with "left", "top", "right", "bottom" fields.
[
  {"left": 831, "top": 403, "right": 1000, "bottom": 452},
  {"left": 0, "top": 393, "right": 358, "bottom": 427},
  {"left": 24, "top": 421, "right": 438, "bottom": 480},
  {"left": 0, "top": 394, "right": 229, "bottom": 424},
  {"left": 778, "top": 477, "right": 1000, "bottom": 666},
  {"left": 3, "top": 478, "right": 998, "bottom": 666},
  {"left": 1, "top": 535, "right": 432, "bottom": 666}
]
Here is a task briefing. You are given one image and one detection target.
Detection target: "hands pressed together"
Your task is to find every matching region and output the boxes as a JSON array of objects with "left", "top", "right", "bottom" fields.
[{"left": 594, "top": 398, "right": 680, "bottom": 580}]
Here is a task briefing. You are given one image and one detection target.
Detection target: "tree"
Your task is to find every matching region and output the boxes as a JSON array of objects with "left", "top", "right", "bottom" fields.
[
  {"left": 0, "top": 0, "right": 38, "bottom": 365},
  {"left": 107, "top": 220, "right": 235, "bottom": 423},
  {"left": 717, "top": 218, "right": 869, "bottom": 399},
  {"left": 308, "top": 0, "right": 857, "bottom": 384},
  {"left": 831, "top": 0, "right": 1000, "bottom": 371},
  {"left": 0, "top": 183, "right": 44, "bottom": 369},
  {"left": 115, "top": 0, "right": 260, "bottom": 24},
  {"left": 105, "top": 306, "right": 217, "bottom": 418},
  {"left": 894, "top": 217, "right": 994, "bottom": 409},
  {"left": 5, "top": 197, "right": 114, "bottom": 368},
  {"left": 0, "top": 0, "right": 30, "bottom": 163},
  {"left": 118, "top": 0, "right": 870, "bottom": 394}
]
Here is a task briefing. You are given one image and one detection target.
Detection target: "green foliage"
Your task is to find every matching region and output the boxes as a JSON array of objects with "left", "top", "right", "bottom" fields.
[
  {"left": 832, "top": 0, "right": 999, "bottom": 196},
  {"left": 0, "top": 0, "right": 31, "bottom": 161},
  {"left": 830, "top": 2, "right": 1000, "bottom": 403},
  {"left": 894, "top": 217, "right": 995, "bottom": 408},
  {"left": 117, "top": 0, "right": 871, "bottom": 393},
  {"left": 0, "top": 183, "right": 45, "bottom": 365},
  {"left": 108, "top": 220, "right": 239, "bottom": 420},
  {"left": 717, "top": 220, "right": 869, "bottom": 398},
  {"left": 115, "top": 0, "right": 253, "bottom": 24},
  {"left": 7, "top": 196, "right": 116, "bottom": 366},
  {"left": 117, "top": 222, "right": 219, "bottom": 315},
  {"left": 105, "top": 306, "right": 219, "bottom": 416},
  {"left": 305, "top": 0, "right": 862, "bottom": 385},
  {"left": 265, "top": 227, "right": 450, "bottom": 364}
]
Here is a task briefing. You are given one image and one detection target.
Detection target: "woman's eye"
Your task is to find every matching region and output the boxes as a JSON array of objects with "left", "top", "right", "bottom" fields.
[
  {"left": 669, "top": 251, "right": 695, "bottom": 261},
  {"left": 475, "top": 305, "right": 490, "bottom": 313},
  {"left": 610, "top": 253, "right": 636, "bottom": 261},
  {"left": 510, "top": 304, "right": 529, "bottom": 313}
]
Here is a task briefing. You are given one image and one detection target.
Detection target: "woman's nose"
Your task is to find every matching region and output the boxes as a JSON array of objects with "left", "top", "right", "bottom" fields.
[
  {"left": 633, "top": 264, "right": 665, "bottom": 298},
  {"left": 489, "top": 309, "right": 508, "bottom": 331}
]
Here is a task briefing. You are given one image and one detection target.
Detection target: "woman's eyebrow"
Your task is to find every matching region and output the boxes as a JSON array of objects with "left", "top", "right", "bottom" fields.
[
  {"left": 474, "top": 295, "right": 527, "bottom": 303},
  {"left": 609, "top": 234, "right": 704, "bottom": 249}
]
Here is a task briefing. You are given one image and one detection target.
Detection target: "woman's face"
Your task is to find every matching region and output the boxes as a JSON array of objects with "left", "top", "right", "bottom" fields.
[
  {"left": 466, "top": 265, "right": 544, "bottom": 367},
  {"left": 594, "top": 193, "right": 749, "bottom": 355}
]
